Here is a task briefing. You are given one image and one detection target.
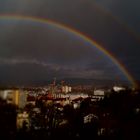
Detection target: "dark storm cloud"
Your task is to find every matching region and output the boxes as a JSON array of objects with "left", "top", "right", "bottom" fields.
[
  {"left": 1, "top": 0, "right": 140, "bottom": 34},
  {"left": 0, "top": 0, "right": 140, "bottom": 84},
  {"left": 0, "top": 61, "right": 121, "bottom": 85},
  {"left": 0, "top": 19, "right": 120, "bottom": 83},
  {"left": 95, "top": 0, "right": 140, "bottom": 33},
  {"left": 0, "top": 63, "right": 55, "bottom": 85},
  {"left": 0, "top": 22, "right": 96, "bottom": 65}
]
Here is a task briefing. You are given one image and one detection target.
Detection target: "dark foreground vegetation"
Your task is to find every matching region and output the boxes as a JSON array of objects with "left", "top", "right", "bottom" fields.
[{"left": 0, "top": 89, "right": 140, "bottom": 140}]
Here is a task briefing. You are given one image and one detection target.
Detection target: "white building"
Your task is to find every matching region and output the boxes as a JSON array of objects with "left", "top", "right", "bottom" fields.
[
  {"left": 94, "top": 90, "right": 105, "bottom": 96},
  {"left": 62, "top": 86, "right": 72, "bottom": 93},
  {"left": 113, "top": 86, "right": 125, "bottom": 92},
  {"left": 93, "top": 89, "right": 105, "bottom": 100}
]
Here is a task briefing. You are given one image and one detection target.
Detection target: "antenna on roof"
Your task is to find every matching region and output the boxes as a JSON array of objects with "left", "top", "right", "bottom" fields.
[{"left": 53, "top": 77, "right": 56, "bottom": 86}]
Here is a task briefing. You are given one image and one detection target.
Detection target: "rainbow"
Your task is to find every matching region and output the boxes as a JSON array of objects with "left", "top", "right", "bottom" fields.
[
  {"left": 0, "top": 14, "right": 137, "bottom": 87},
  {"left": 94, "top": 2, "right": 140, "bottom": 42}
]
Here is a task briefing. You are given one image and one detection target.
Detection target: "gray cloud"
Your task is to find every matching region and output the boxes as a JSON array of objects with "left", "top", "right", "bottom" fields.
[
  {"left": 95, "top": 0, "right": 140, "bottom": 33},
  {"left": 0, "top": 0, "right": 139, "bottom": 84}
]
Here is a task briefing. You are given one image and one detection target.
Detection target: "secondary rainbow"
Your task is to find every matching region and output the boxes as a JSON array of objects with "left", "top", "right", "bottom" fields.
[
  {"left": 94, "top": 2, "right": 140, "bottom": 42},
  {"left": 0, "top": 15, "right": 137, "bottom": 87}
]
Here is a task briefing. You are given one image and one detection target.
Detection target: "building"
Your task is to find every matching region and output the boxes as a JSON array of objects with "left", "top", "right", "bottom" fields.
[
  {"left": 0, "top": 89, "right": 27, "bottom": 108},
  {"left": 113, "top": 86, "right": 126, "bottom": 92},
  {"left": 62, "top": 86, "right": 72, "bottom": 93},
  {"left": 17, "top": 111, "right": 29, "bottom": 130},
  {"left": 93, "top": 89, "right": 105, "bottom": 100}
]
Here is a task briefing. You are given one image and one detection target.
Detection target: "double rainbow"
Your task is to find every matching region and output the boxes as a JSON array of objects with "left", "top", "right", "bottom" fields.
[{"left": 0, "top": 15, "right": 137, "bottom": 87}]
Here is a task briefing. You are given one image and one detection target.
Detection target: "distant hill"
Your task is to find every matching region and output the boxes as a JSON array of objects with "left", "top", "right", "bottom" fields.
[
  {"left": 57, "top": 78, "right": 131, "bottom": 87},
  {"left": 0, "top": 78, "right": 132, "bottom": 88}
]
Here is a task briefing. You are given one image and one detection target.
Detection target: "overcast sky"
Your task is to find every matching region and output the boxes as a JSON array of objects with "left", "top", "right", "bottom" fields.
[{"left": 0, "top": 0, "right": 140, "bottom": 85}]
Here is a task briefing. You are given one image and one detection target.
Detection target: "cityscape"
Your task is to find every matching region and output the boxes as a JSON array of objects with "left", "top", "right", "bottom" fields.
[
  {"left": 0, "top": 80, "right": 139, "bottom": 139},
  {"left": 0, "top": 0, "right": 140, "bottom": 140}
]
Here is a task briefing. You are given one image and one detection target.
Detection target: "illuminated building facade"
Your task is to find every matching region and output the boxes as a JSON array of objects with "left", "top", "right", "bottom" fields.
[{"left": 0, "top": 89, "right": 27, "bottom": 108}]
